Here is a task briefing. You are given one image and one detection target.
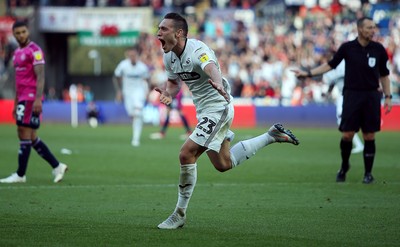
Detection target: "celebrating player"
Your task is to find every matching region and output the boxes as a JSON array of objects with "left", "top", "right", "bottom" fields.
[{"left": 155, "top": 13, "right": 300, "bottom": 229}]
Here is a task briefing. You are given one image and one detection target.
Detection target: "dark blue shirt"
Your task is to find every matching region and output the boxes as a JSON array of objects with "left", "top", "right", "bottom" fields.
[{"left": 328, "top": 38, "right": 389, "bottom": 91}]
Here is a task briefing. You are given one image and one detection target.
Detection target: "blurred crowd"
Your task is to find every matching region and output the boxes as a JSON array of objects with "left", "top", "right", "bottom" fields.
[
  {"left": 134, "top": 3, "right": 400, "bottom": 106},
  {"left": 1, "top": 1, "right": 399, "bottom": 106}
]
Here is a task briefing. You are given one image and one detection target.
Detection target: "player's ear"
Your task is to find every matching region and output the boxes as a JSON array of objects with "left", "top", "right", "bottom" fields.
[{"left": 176, "top": 29, "right": 183, "bottom": 38}]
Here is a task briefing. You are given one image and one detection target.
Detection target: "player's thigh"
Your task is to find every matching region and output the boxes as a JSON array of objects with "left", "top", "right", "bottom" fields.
[
  {"left": 361, "top": 91, "right": 381, "bottom": 133},
  {"left": 206, "top": 139, "right": 232, "bottom": 171},
  {"left": 179, "top": 138, "right": 207, "bottom": 164},
  {"left": 340, "top": 91, "right": 362, "bottom": 132},
  {"left": 16, "top": 101, "right": 40, "bottom": 130}
]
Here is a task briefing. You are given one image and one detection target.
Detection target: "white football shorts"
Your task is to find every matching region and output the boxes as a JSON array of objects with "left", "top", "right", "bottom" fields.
[{"left": 189, "top": 103, "right": 234, "bottom": 152}]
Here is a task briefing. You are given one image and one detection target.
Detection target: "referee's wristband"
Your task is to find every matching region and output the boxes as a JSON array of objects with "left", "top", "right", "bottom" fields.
[{"left": 384, "top": 94, "right": 392, "bottom": 99}]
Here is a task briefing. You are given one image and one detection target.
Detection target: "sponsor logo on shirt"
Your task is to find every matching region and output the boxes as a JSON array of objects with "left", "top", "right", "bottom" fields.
[
  {"left": 198, "top": 53, "right": 209, "bottom": 63},
  {"left": 178, "top": 72, "right": 200, "bottom": 81}
]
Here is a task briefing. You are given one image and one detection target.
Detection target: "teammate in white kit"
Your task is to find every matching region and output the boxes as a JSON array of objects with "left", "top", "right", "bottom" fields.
[
  {"left": 323, "top": 60, "right": 364, "bottom": 154},
  {"left": 114, "top": 46, "right": 150, "bottom": 147},
  {"left": 0, "top": 20, "right": 67, "bottom": 184},
  {"left": 155, "top": 13, "right": 300, "bottom": 229}
]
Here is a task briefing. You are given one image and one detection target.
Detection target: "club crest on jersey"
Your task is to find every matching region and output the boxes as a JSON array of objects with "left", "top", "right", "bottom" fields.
[
  {"left": 198, "top": 53, "right": 209, "bottom": 63},
  {"left": 368, "top": 57, "right": 376, "bottom": 67},
  {"left": 34, "top": 51, "right": 43, "bottom": 61},
  {"left": 178, "top": 72, "right": 200, "bottom": 81}
]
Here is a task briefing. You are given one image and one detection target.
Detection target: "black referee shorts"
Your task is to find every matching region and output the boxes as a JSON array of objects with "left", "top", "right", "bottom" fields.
[{"left": 339, "top": 90, "right": 382, "bottom": 133}]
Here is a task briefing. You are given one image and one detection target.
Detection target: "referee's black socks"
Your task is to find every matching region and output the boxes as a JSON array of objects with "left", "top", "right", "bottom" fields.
[
  {"left": 340, "top": 139, "right": 352, "bottom": 172},
  {"left": 363, "top": 140, "right": 376, "bottom": 175}
]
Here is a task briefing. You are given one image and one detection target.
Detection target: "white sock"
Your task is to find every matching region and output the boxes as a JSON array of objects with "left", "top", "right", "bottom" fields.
[
  {"left": 176, "top": 163, "right": 197, "bottom": 215},
  {"left": 230, "top": 133, "right": 270, "bottom": 167},
  {"left": 132, "top": 116, "right": 143, "bottom": 143}
]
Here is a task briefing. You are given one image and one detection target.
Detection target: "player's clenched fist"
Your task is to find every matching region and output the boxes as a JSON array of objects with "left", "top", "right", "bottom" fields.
[{"left": 155, "top": 87, "right": 173, "bottom": 105}]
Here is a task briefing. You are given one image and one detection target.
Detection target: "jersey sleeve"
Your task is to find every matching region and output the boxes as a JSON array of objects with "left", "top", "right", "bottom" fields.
[
  {"left": 379, "top": 44, "right": 390, "bottom": 77},
  {"left": 193, "top": 44, "right": 216, "bottom": 71},
  {"left": 328, "top": 44, "right": 346, "bottom": 69},
  {"left": 32, "top": 46, "right": 45, "bottom": 66}
]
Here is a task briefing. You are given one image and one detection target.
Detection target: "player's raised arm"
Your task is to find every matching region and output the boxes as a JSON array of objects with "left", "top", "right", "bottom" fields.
[{"left": 204, "top": 63, "right": 230, "bottom": 102}]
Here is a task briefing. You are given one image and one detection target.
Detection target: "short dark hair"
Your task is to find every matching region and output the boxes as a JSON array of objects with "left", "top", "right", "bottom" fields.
[
  {"left": 357, "top": 17, "right": 373, "bottom": 28},
  {"left": 127, "top": 45, "right": 141, "bottom": 53},
  {"left": 163, "top": 12, "right": 188, "bottom": 37},
  {"left": 12, "top": 20, "right": 28, "bottom": 30}
]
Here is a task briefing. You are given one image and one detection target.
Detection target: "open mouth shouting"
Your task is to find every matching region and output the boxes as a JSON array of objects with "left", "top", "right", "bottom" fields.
[{"left": 158, "top": 38, "right": 166, "bottom": 51}]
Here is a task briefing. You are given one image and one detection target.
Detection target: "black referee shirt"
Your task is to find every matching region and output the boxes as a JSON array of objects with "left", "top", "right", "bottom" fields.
[{"left": 328, "top": 38, "right": 390, "bottom": 91}]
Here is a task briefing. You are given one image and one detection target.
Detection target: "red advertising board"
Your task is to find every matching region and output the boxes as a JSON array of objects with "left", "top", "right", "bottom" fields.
[
  {"left": 0, "top": 99, "right": 398, "bottom": 130},
  {"left": 0, "top": 99, "right": 14, "bottom": 123},
  {"left": 381, "top": 105, "right": 400, "bottom": 131}
]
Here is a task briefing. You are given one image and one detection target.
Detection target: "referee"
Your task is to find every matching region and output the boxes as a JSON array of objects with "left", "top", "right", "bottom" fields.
[{"left": 292, "top": 17, "right": 393, "bottom": 184}]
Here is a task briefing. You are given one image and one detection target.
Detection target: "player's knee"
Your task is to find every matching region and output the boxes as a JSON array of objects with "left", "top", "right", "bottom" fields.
[
  {"left": 179, "top": 151, "right": 194, "bottom": 164},
  {"left": 342, "top": 132, "right": 355, "bottom": 141},
  {"left": 213, "top": 163, "right": 231, "bottom": 173}
]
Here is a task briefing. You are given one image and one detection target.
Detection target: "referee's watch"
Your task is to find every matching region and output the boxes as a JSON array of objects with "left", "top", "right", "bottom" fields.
[{"left": 384, "top": 94, "right": 392, "bottom": 99}]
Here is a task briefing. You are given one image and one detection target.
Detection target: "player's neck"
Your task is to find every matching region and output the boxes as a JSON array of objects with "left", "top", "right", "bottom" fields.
[
  {"left": 172, "top": 38, "right": 187, "bottom": 58},
  {"left": 19, "top": 39, "right": 31, "bottom": 48}
]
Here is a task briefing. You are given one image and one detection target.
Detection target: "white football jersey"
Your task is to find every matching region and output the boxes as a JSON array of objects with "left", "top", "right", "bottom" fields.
[
  {"left": 114, "top": 59, "right": 149, "bottom": 95},
  {"left": 163, "top": 39, "right": 232, "bottom": 112}
]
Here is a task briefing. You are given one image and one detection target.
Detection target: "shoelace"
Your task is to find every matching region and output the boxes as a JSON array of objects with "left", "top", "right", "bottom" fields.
[{"left": 164, "top": 213, "right": 182, "bottom": 225}]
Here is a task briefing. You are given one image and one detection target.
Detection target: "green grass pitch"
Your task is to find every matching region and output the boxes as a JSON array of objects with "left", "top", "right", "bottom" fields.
[{"left": 0, "top": 123, "right": 399, "bottom": 246}]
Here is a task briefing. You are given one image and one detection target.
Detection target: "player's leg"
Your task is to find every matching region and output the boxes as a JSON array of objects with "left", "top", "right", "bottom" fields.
[
  {"left": 361, "top": 132, "right": 376, "bottom": 184},
  {"left": 1, "top": 101, "right": 35, "bottom": 183},
  {"left": 225, "top": 123, "right": 299, "bottom": 169},
  {"left": 340, "top": 95, "right": 364, "bottom": 154},
  {"left": 351, "top": 133, "right": 364, "bottom": 154},
  {"left": 338, "top": 91, "right": 362, "bottom": 182},
  {"left": 131, "top": 107, "right": 143, "bottom": 147},
  {"left": 360, "top": 91, "right": 381, "bottom": 184},
  {"left": 178, "top": 109, "right": 191, "bottom": 134},
  {"left": 9, "top": 126, "right": 33, "bottom": 182},
  {"left": 124, "top": 94, "right": 143, "bottom": 146},
  {"left": 340, "top": 130, "right": 356, "bottom": 177},
  {"left": 160, "top": 106, "right": 172, "bottom": 135},
  {"left": 158, "top": 139, "right": 206, "bottom": 229},
  {"left": 31, "top": 132, "right": 68, "bottom": 183},
  {"left": 150, "top": 107, "right": 171, "bottom": 140}
]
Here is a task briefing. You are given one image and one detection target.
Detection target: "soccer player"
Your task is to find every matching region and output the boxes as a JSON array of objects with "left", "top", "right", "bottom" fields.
[
  {"left": 292, "top": 17, "right": 392, "bottom": 184},
  {"left": 155, "top": 13, "right": 299, "bottom": 229},
  {"left": 150, "top": 89, "right": 191, "bottom": 140},
  {"left": 113, "top": 46, "right": 150, "bottom": 147},
  {"left": 322, "top": 60, "right": 364, "bottom": 154},
  {"left": 0, "top": 20, "right": 68, "bottom": 184}
]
